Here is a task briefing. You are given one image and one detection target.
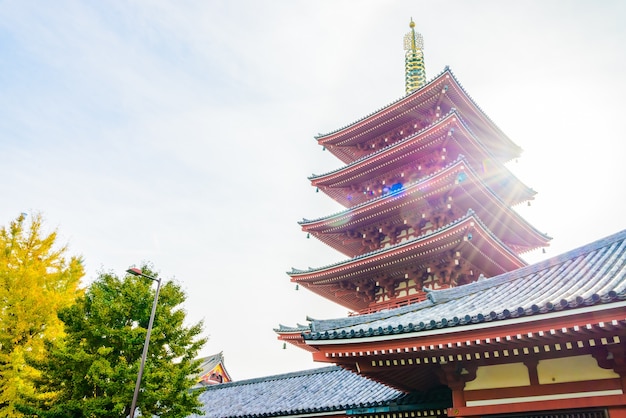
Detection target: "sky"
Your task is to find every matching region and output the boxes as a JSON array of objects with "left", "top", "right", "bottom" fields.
[{"left": 1, "top": 1, "right": 625, "bottom": 381}]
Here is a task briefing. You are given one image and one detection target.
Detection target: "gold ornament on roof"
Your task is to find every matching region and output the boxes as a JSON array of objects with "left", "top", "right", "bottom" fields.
[{"left": 404, "top": 18, "right": 426, "bottom": 94}]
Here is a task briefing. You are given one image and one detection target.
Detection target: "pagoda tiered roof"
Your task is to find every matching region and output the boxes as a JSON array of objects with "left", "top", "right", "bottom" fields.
[
  {"left": 290, "top": 60, "right": 549, "bottom": 321},
  {"left": 310, "top": 110, "right": 534, "bottom": 209},
  {"left": 316, "top": 67, "right": 521, "bottom": 165},
  {"left": 290, "top": 210, "right": 527, "bottom": 312},
  {"left": 302, "top": 156, "right": 550, "bottom": 258}
]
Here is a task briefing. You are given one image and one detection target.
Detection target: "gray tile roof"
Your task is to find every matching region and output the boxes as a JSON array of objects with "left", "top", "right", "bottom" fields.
[
  {"left": 188, "top": 366, "right": 406, "bottom": 418},
  {"left": 304, "top": 228, "right": 626, "bottom": 341}
]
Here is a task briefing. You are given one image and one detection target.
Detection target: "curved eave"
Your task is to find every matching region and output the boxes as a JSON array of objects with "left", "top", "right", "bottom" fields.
[
  {"left": 316, "top": 67, "right": 521, "bottom": 163},
  {"left": 316, "top": 69, "right": 449, "bottom": 144},
  {"left": 275, "top": 325, "right": 317, "bottom": 352},
  {"left": 310, "top": 110, "right": 534, "bottom": 208},
  {"left": 274, "top": 323, "right": 311, "bottom": 334},
  {"left": 290, "top": 211, "right": 527, "bottom": 312},
  {"left": 302, "top": 158, "right": 550, "bottom": 257}
]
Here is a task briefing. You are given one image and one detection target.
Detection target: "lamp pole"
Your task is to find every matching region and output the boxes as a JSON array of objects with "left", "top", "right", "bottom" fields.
[{"left": 126, "top": 267, "right": 162, "bottom": 418}]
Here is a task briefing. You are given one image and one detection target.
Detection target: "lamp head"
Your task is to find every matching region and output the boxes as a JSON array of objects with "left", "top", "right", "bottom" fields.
[
  {"left": 126, "top": 267, "right": 144, "bottom": 276},
  {"left": 126, "top": 267, "right": 159, "bottom": 282}
]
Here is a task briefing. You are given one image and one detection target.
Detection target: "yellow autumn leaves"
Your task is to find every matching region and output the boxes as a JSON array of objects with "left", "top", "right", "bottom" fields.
[{"left": 0, "top": 213, "right": 84, "bottom": 417}]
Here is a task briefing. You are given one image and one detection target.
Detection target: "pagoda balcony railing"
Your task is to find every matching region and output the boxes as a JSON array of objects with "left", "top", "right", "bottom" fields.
[{"left": 349, "top": 293, "right": 428, "bottom": 316}]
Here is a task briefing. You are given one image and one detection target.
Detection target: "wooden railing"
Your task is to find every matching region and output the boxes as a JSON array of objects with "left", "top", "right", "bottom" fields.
[{"left": 350, "top": 293, "right": 428, "bottom": 316}]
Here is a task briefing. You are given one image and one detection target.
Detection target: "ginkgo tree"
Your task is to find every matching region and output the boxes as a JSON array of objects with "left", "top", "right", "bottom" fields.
[
  {"left": 0, "top": 213, "right": 84, "bottom": 417},
  {"left": 22, "top": 266, "right": 207, "bottom": 418}
]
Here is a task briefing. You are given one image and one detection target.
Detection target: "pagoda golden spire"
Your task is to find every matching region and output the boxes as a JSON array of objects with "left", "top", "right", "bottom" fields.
[{"left": 403, "top": 18, "right": 426, "bottom": 94}]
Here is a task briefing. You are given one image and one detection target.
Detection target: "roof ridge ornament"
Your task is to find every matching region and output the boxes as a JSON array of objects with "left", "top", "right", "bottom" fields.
[
  {"left": 404, "top": 18, "right": 426, "bottom": 95},
  {"left": 423, "top": 286, "right": 438, "bottom": 303}
]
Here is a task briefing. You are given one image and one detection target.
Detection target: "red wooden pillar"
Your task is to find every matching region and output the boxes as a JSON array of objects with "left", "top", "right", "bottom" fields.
[
  {"left": 523, "top": 357, "right": 539, "bottom": 386},
  {"left": 439, "top": 362, "right": 478, "bottom": 417},
  {"left": 607, "top": 342, "right": 626, "bottom": 394},
  {"left": 608, "top": 406, "right": 626, "bottom": 418},
  {"left": 607, "top": 343, "right": 626, "bottom": 418}
]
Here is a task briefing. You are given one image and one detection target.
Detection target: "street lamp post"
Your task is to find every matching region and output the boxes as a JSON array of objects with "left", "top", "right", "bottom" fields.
[{"left": 126, "top": 267, "right": 162, "bottom": 418}]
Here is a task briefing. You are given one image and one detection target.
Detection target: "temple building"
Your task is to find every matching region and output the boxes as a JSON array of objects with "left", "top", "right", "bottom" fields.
[
  {"left": 192, "top": 352, "right": 232, "bottom": 389},
  {"left": 192, "top": 20, "right": 626, "bottom": 418},
  {"left": 195, "top": 231, "right": 626, "bottom": 418}
]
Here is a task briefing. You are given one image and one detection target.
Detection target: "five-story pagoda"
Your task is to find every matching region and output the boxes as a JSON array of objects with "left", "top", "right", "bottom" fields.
[{"left": 280, "top": 21, "right": 550, "bottom": 332}]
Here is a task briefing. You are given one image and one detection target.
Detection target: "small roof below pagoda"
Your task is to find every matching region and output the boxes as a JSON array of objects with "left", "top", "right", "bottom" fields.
[
  {"left": 301, "top": 228, "right": 626, "bottom": 342},
  {"left": 192, "top": 351, "right": 232, "bottom": 388},
  {"left": 188, "top": 366, "right": 450, "bottom": 418}
]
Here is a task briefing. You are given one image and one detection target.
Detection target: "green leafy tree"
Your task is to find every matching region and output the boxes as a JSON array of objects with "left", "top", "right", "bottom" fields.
[
  {"left": 24, "top": 266, "right": 206, "bottom": 417},
  {"left": 0, "top": 213, "right": 84, "bottom": 417}
]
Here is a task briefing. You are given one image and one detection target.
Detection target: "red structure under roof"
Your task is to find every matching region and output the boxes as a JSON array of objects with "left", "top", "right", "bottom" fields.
[
  {"left": 270, "top": 20, "right": 626, "bottom": 418},
  {"left": 291, "top": 229, "right": 626, "bottom": 417}
]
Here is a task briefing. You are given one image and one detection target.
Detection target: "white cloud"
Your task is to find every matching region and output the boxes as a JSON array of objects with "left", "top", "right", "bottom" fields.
[{"left": 0, "top": 0, "right": 625, "bottom": 380}]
